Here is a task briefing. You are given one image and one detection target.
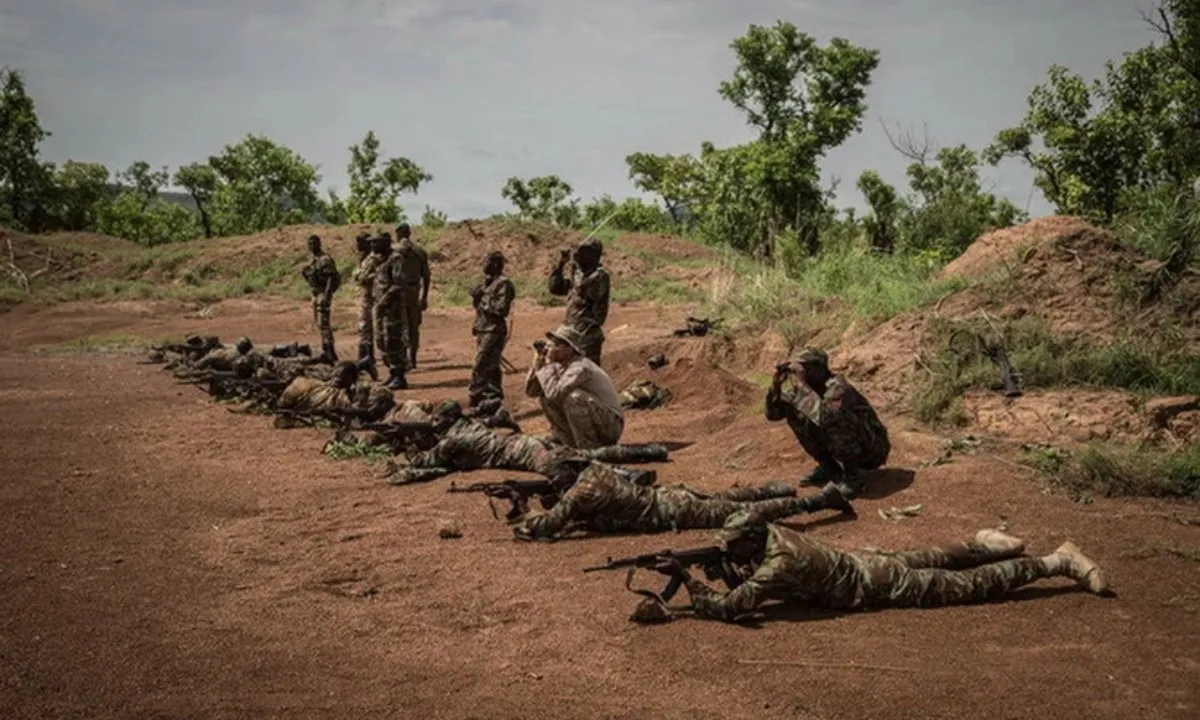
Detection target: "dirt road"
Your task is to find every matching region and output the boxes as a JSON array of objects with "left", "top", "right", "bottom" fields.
[{"left": 1, "top": 298, "right": 1196, "bottom": 719}]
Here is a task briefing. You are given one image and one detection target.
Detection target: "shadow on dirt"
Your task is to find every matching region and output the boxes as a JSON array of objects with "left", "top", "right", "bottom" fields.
[
  {"left": 409, "top": 377, "right": 472, "bottom": 390},
  {"left": 857, "top": 468, "right": 916, "bottom": 500}
]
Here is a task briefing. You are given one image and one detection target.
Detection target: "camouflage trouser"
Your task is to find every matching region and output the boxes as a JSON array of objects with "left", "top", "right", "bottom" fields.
[
  {"left": 374, "top": 303, "right": 408, "bottom": 372},
  {"left": 520, "top": 472, "right": 808, "bottom": 538},
  {"left": 790, "top": 411, "right": 889, "bottom": 473},
  {"left": 831, "top": 540, "right": 1044, "bottom": 609},
  {"left": 401, "top": 289, "right": 422, "bottom": 366},
  {"left": 469, "top": 331, "right": 506, "bottom": 407},
  {"left": 358, "top": 291, "right": 374, "bottom": 350},
  {"left": 573, "top": 323, "right": 604, "bottom": 365},
  {"left": 311, "top": 294, "right": 334, "bottom": 349},
  {"left": 541, "top": 390, "right": 623, "bottom": 450}
]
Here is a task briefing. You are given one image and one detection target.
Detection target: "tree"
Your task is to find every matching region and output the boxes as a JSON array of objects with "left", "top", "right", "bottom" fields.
[
  {"left": 0, "top": 67, "right": 54, "bottom": 231},
  {"left": 624, "top": 152, "right": 700, "bottom": 225},
  {"left": 345, "top": 131, "right": 432, "bottom": 224},
  {"left": 500, "top": 175, "right": 580, "bottom": 226},
  {"left": 117, "top": 161, "right": 169, "bottom": 210},
  {"left": 96, "top": 160, "right": 198, "bottom": 246},
  {"left": 856, "top": 170, "right": 901, "bottom": 252},
  {"left": 52, "top": 161, "right": 110, "bottom": 231},
  {"left": 421, "top": 205, "right": 448, "bottom": 229},
  {"left": 580, "top": 195, "right": 674, "bottom": 233},
  {"left": 985, "top": 1, "right": 1199, "bottom": 222},
  {"left": 173, "top": 162, "right": 219, "bottom": 237},
  {"left": 206, "top": 134, "right": 322, "bottom": 234}
]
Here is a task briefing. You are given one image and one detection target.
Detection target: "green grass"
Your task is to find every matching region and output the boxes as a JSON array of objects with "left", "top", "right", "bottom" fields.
[
  {"left": 322, "top": 439, "right": 394, "bottom": 464},
  {"left": 1022, "top": 442, "right": 1200, "bottom": 500},
  {"left": 35, "top": 332, "right": 163, "bottom": 355},
  {"left": 611, "top": 275, "right": 706, "bottom": 304},
  {"left": 913, "top": 315, "right": 1200, "bottom": 423}
]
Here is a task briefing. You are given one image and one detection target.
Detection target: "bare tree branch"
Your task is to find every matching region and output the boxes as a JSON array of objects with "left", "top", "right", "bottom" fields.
[
  {"left": 1140, "top": 3, "right": 1200, "bottom": 84},
  {"left": 878, "top": 116, "right": 935, "bottom": 165}
]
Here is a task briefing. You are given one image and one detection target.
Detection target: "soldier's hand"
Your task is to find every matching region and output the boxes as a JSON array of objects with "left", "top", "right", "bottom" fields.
[
  {"left": 650, "top": 556, "right": 686, "bottom": 578},
  {"left": 558, "top": 249, "right": 571, "bottom": 265},
  {"left": 420, "top": 298, "right": 428, "bottom": 311},
  {"left": 772, "top": 366, "right": 790, "bottom": 389}
]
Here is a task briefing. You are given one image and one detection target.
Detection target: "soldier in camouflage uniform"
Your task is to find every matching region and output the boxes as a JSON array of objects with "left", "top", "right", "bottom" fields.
[
  {"left": 548, "top": 238, "right": 609, "bottom": 364},
  {"left": 275, "top": 361, "right": 394, "bottom": 427},
  {"left": 385, "top": 400, "right": 665, "bottom": 485},
  {"left": 371, "top": 233, "right": 411, "bottom": 389},
  {"left": 512, "top": 462, "right": 853, "bottom": 542},
  {"left": 395, "top": 223, "right": 430, "bottom": 370},
  {"left": 350, "top": 231, "right": 381, "bottom": 362},
  {"left": 766, "top": 347, "right": 890, "bottom": 498},
  {"left": 301, "top": 234, "right": 341, "bottom": 362},
  {"left": 468, "top": 251, "right": 515, "bottom": 409},
  {"left": 183, "top": 336, "right": 266, "bottom": 375},
  {"left": 645, "top": 509, "right": 1109, "bottom": 623},
  {"left": 619, "top": 379, "right": 672, "bottom": 410}
]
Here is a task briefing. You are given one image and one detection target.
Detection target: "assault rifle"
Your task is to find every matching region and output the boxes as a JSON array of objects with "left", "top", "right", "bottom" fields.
[
  {"left": 449, "top": 465, "right": 658, "bottom": 521},
  {"left": 583, "top": 543, "right": 743, "bottom": 606},
  {"left": 671, "top": 316, "right": 718, "bottom": 338}
]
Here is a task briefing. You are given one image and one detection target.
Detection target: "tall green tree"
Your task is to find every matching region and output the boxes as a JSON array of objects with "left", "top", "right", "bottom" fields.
[
  {"left": 206, "top": 134, "right": 322, "bottom": 235},
  {"left": 97, "top": 160, "right": 198, "bottom": 246},
  {"left": 52, "top": 161, "right": 110, "bottom": 231},
  {"left": 501, "top": 175, "right": 580, "bottom": 226},
  {"left": 173, "top": 162, "right": 219, "bottom": 237},
  {"left": 0, "top": 67, "right": 54, "bottom": 231},
  {"left": 345, "top": 131, "right": 432, "bottom": 223}
]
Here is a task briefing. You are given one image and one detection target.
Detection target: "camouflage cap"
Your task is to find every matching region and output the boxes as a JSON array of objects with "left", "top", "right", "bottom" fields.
[
  {"left": 235, "top": 336, "right": 253, "bottom": 351},
  {"left": 793, "top": 347, "right": 828, "bottom": 367},
  {"left": 546, "top": 324, "right": 586, "bottom": 356}
]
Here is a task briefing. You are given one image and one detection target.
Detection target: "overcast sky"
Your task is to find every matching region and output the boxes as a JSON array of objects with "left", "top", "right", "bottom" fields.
[{"left": 0, "top": 0, "right": 1157, "bottom": 220}]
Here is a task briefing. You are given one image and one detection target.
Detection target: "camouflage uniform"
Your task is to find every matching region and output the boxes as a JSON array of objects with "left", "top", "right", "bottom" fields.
[
  {"left": 469, "top": 273, "right": 516, "bottom": 408},
  {"left": 766, "top": 372, "right": 889, "bottom": 494},
  {"left": 619, "top": 380, "right": 672, "bottom": 410},
  {"left": 548, "top": 259, "right": 610, "bottom": 365},
  {"left": 352, "top": 251, "right": 383, "bottom": 356},
  {"left": 396, "top": 239, "right": 430, "bottom": 369},
  {"left": 189, "top": 347, "right": 266, "bottom": 375},
  {"left": 514, "top": 463, "right": 842, "bottom": 540},
  {"left": 373, "top": 250, "right": 411, "bottom": 377},
  {"left": 683, "top": 521, "right": 1096, "bottom": 622},
  {"left": 303, "top": 252, "right": 339, "bottom": 353},
  {"left": 388, "top": 420, "right": 664, "bottom": 484},
  {"left": 276, "top": 376, "right": 394, "bottom": 418}
]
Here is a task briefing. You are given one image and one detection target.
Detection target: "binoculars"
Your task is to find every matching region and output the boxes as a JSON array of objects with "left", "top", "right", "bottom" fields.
[{"left": 533, "top": 340, "right": 548, "bottom": 353}]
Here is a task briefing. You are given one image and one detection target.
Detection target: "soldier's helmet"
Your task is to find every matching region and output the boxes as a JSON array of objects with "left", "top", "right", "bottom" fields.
[
  {"left": 718, "top": 508, "right": 770, "bottom": 549},
  {"left": 203, "top": 335, "right": 221, "bottom": 347},
  {"left": 235, "top": 336, "right": 253, "bottom": 354},
  {"left": 184, "top": 334, "right": 203, "bottom": 345}
]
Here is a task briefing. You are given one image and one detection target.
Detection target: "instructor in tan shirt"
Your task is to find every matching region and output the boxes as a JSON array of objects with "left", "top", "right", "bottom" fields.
[{"left": 525, "top": 324, "right": 624, "bottom": 449}]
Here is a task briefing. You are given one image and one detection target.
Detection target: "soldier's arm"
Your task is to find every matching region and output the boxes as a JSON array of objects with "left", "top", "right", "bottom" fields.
[
  {"left": 764, "top": 383, "right": 791, "bottom": 422},
  {"left": 483, "top": 279, "right": 515, "bottom": 319},
  {"left": 548, "top": 260, "right": 573, "bottom": 296},
  {"left": 681, "top": 562, "right": 789, "bottom": 622},
  {"left": 524, "top": 364, "right": 546, "bottom": 398}
]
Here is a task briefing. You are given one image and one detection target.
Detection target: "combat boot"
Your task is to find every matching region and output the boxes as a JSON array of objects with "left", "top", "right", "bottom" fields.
[
  {"left": 1045, "top": 542, "right": 1109, "bottom": 594},
  {"left": 483, "top": 407, "right": 521, "bottom": 433},
  {"left": 804, "top": 483, "right": 856, "bottom": 514},
  {"left": 974, "top": 529, "right": 1026, "bottom": 558},
  {"left": 384, "top": 467, "right": 446, "bottom": 486},
  {"left": 385, "top": 368, "right": 408, "bottom": 390},
  {"left": 357, "top": 340, "right": 375, "bottom": 364},
  {"left": 800, "top": 462, "right": 842, "bottom": 488}
]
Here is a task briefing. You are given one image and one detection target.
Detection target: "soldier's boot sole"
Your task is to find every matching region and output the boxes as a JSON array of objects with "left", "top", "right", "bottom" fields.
[
  {"left": 1051, "top": 542, "right": 1109, "bottom": 594},
  {"left": 974, "top": 529, "right": 1026, "bottom": 558},
  {"left": 818, "top": 482, "right": 856, "bottom": 514}
]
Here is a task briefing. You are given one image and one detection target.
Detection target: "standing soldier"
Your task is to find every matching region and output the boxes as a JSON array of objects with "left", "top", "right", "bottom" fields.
[
  {"left": 372, "top": 232, "right": 409, "bottom": 390},
  {"left": 548, "top": 237, "right": 609, "bottom": 365},
  {"left": 351, "top": 231, "right": 381, "bottom": 362},
  {"left": 468, "top": 251, "right": 516, "bottom": 410},
  {"left": 301, "top": 234, "right": 341, "bottom": 362},
  {"left": 395, "top": 223, "right": 430, "bottom": 370}
]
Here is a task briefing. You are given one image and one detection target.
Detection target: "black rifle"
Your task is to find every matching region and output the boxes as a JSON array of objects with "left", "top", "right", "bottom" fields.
[
  {"left": 671, "top": 316, "right": 718, "bottom": 338},
  {"left": 448, "top": 464, "right": 657, "bottom": 521},
  {"left": 583, "top": 544, "right": 743, "bottom": 607}
]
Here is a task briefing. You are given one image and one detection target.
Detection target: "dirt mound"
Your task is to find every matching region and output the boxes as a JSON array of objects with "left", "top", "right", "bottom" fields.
[
  {"left": 1, "top": 226, "right": 134, "bottom": 286},
  {"left": 940, "top": 216, "right": 1110, "bottom": 280}
]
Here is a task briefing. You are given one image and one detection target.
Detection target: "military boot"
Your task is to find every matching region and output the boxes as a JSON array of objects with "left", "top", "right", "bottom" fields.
[
  {"left": 384, "top": 368, "right": 408, "bottom": 390},
  {"left": 321, "top": 342, "right": 339, "bottom": 363},
  {"left": 483, "top": 407, "right": 521, "bottom": 433},
  {"left": 799, "top": 462, "right": 842, "bottom": 488},
  {"left": 803, "top": 483, "right": 856, "bottom": 514},
  {"left": 357, "top": 340, "right": 375, "bottom": 364},
  {"left": 1044, "top": 542, "right": 1109, "bottom": 594}
]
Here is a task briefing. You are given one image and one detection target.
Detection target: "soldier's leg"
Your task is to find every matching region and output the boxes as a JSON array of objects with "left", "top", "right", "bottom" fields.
[
  {"left": 405, "top": 301, "right": 421, "bottom": 369},
  {"left": 865, "top": 530, "right": 1026, "bottom": 570},
  {"left": 714, "top": 483, "right": 798, "bottom": 501},
  {"left": 788, "top": 418, "right": 845, "bottom": 488},
  {"left": 358, "top": 296, "right": 374, "bottom": 361},
  {"left": 539, "top": 397, "right": 577, "bottom": 446},
  {"left": 468, "top": 331, "right": 505, "bottom": 407},
  {"left": 514, "top": 468, "right": 620, "bottom": 540},
  {"left": 661, "top": 486, "right": 853, "bottom": 531},
  {"left": 580, "top": 327, "right": 604, "bottom": 366},
  {"left": 819, "top": 410, "right": 890, "bottom": 495},
  {"left": 383, "top": 313, "right": 409, "bottom": 389},
  {"left": 559, "top": 389, "right": 623, "bottom": 449},
  {"left": 579, "top": 443, "right": 669, "bottom": 464},
  {"left": 858, "top": 541, "right": 1108, "bottom": 608},
  {"left": 317, "top": 298, "right": 336, "bottom": 359}
]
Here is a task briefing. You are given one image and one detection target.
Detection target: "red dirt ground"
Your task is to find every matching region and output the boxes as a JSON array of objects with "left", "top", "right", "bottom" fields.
[{"left": 1, "top": 296, "right": 1197, "bottom": 720}]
